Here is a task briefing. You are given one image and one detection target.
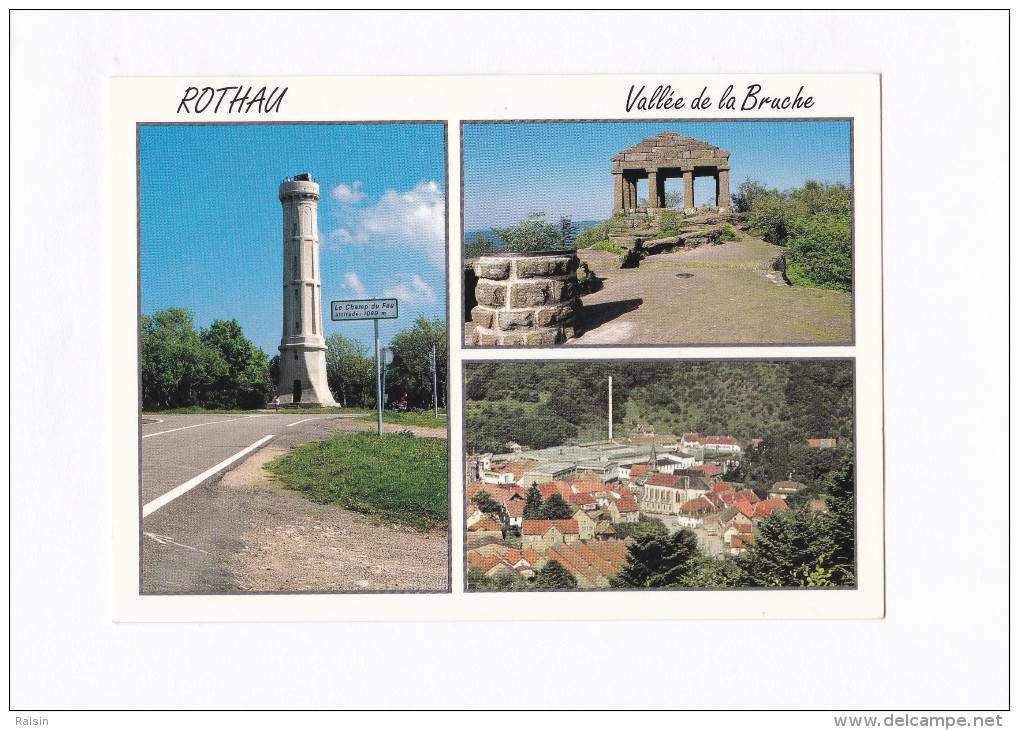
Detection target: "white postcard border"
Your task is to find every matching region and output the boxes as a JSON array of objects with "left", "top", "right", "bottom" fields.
[{"left": 111, "top": 74, "right": 884, "bottom": 621}]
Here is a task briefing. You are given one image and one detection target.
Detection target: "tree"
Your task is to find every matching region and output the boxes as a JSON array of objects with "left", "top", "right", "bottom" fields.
[
  {"left": 388, "top": 316, "right": 447, "bottom": 409},
  {"left": 559, "top": 216, "right": 577, "bottom": 248},
  {"left": 472, "top": 490, "right": 507, "bottom": 525},
  {"left": 610, "top": 528, "right": 700, "bottom": 588},
  {"left": 732, "top": 179, "right": 770, "bottom": 213},
  {"left": 140, "top": 308, "right": 234, "bottom": 410},
  {"left": 465, "top": 232, "right": 496, "bottom": 259},
  {"left": 200, "top": 319, "right": 273, "bottom": 409},
  {"left": 664, "top": 190, "right": 685, "bottom": 209},
  {"left": 539, "top": 493, "right": 573, "bottom": 520},
  {"left": 467, "top": 567, "right": 495, "bottom": 590},
  {"left": 325, "top": 333, "right": 374, "bottom": 407},
  {"left": 735, "top": 506, "right": 839, "bottom": 587},
  {"left": 492, "top": 213, "right": 566, "bottom": 253},
  {"left": 533, "top": 559, "right": 578, "bottom": 589},
  {"left": 523, "top": 485, "right": 543, "bottom": 519},
  {"left": 268, "top": 354, "right": 280, "bottom": 388}
]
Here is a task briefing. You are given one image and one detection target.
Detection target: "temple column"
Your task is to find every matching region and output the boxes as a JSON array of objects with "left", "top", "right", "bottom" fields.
[
  {"left": 613, "top": 172, "right": 624, "bottom": 212},
  {"left": 683, "top": 169, "right": 695, "bottom": 210},
  {"left": 627, "top": 177, "right": 637, "bottom": 211},
  {"left": 717, "top": 168, "right": 730, "bottom": 208},
  {"left": 647, "top": 169, "right": 660, "bottom": 209}
]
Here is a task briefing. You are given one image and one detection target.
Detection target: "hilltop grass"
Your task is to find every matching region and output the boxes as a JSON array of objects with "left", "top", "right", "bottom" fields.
[
  {"left": 354, "top": 410, "right": 448, "bottom": 429},
  {"left": 266, "top": 430, "right": 448, "bottom": 531}
]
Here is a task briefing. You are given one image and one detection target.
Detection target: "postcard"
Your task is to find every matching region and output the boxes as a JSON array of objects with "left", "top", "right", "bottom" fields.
[{"left": 111, "top": 74, "right": 883, "bottom": 620}]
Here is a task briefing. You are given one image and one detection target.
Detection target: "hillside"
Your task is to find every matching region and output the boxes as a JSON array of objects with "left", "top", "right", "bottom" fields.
[{"left": 464, "top": 361, "right": 854, "bottom": 453}]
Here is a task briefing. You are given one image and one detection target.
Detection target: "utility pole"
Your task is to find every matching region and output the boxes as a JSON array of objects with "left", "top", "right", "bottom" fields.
[
  {"left": 608, "top": 375, "right": 613, "bottom": 441},
  {"left": 374, "top": 319, "right": 382, "bottom": 436},
  {"left": 429, "top": 344, "right": 438, "bottom": 418}
]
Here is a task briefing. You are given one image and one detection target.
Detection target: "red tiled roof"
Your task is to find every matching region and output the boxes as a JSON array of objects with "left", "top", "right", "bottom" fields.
[
  {"left": 472, "top": 553, "right": 511, "bottom": 574},
  {"left": 566, "top": 492, "right": 597, "bottom": 508},
  {"left": 489, "top": 458, "right": 539, "bottom": 475},
  {"left": 680, "top": 497, "right": 712, "bottom": 513},
  {"left": 522, "top": 548, "right": 544, "bottom": 564},
  {"left": 549, "top": 541, "right": 629, "bottom": 584},
  {"left": 690, "top": 464, "right": 723, "bottom": 478},
  {"left": 505, "top": 500, "right": 526, "bottom": 518},
  {"left": 704, "top": 436, "right": 738, "bottom": 446},
  {"left": 753, "top": 498, "right": 788, "bottom": 518},
  {"left": 807, "top": 438, "right": 836, "bottom": 448},
  {"left": 646, "top": 473, "right": 682, "bottom": 488},
  {"left": 521, "top": 519, "right": 579, "bottom": 536},
  {"left": 683, "top": 433, "right": 699, "bottom": 441},
  {"left": 711, "top": 481, "right": 734, "bottom": 493},
  {"left": 567, "top": 479, "right": 606, "bottom": 495},
  {"left": 730, "top": 534, "right": 754, "bottom": 549},
  {"left": 735, "top": 489, "right": 760, "bottom": 504},
  {"left": 537, "top": 481, "right": 569, "bottom": 499},
  {"left": 735, "top": 500, "right": 755, "bottom": 518},
  {"left": 468, "top": 517, "right": 503, "bottom": 532},
  {"left": 613, "top": 494, "right": 639, "bottom": 512}
]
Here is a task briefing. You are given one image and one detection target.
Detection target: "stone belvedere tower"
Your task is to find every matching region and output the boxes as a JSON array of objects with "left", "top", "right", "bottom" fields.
[{"left": 277, "top": 174, "right": 337, "bottom": 406}]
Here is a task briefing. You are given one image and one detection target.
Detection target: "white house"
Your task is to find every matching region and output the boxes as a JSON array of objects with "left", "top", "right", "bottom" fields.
[{"left": 703, "top": 436, "right": 741, "bottom": 455}]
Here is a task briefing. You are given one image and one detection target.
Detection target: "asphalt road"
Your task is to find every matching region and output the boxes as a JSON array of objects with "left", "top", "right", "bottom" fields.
[{"left": 139, "top": 412, "right": 365, "bottom": 594}]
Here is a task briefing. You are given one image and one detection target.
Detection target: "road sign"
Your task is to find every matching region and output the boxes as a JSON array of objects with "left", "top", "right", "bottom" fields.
[
  {"left": 330, "top": 298, "right": 399, "bottom": 321},
  {"left": 382, "top": 347, "right": 395, "bottom": 366}
]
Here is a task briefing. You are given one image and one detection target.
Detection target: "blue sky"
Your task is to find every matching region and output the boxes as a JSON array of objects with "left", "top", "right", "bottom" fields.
[
  {"left": 140, "top": 123, "right": 446, "bottom": 355},
  {"left": 463, "top": 120, "right": 851, "bottom": 229}
]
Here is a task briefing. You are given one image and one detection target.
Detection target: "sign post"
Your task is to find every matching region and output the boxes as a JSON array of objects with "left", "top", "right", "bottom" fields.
[
  {"left": 330, "top": 298, "right": 399, "bottom": 437},
  {"left": 429, "top": 344, "right": 438, "bottom": 418}
]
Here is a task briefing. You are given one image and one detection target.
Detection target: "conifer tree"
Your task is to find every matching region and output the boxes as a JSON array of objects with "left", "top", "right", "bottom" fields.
[{"left": 610, "top": 529, "right": 700, "bottom": 588}]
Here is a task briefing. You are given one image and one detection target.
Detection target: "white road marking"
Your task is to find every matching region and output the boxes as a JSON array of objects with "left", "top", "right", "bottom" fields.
[
  {"left": 142, "top": 416, "right": 249, "bottom": 439},
  {"left": 142, "top": 435, "right": 275, "bottom": 517},
  {"left": 285, "top": 417, "right": 324, "bottom": 428},
  {"left": 143, "top": 532, "right": 211, "bottom": 555}
]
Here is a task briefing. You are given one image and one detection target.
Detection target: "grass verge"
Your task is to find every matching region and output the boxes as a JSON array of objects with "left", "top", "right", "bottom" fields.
[
  {"left": 265, "top": 430, "right": 448, "bottom": 531},
  {"left": 354, "top": 410, "right": 448, "bottom": 429}
]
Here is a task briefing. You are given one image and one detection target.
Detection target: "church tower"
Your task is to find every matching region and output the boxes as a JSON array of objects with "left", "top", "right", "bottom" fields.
[{"left": 277, "top": 174, "right": 337, "bottom": 406}]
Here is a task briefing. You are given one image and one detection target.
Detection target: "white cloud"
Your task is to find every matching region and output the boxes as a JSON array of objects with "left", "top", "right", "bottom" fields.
[
  {"left": 342, "top": 272, "right": 367, "bottom": 298},
  {"left": 383, "top": 274, "right": 437, "bottom": 306},
  {"left": 328, "top": 180, "right": 445, "bottom": 262},
  {"left": 331, "top": 180, "right": 366, "bottom": 205}
]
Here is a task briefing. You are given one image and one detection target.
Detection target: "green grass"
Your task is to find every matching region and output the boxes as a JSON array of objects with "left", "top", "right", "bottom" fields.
[
  {"left": 266, "top": 430, "right": 448, "bottom": 531},
  {"left": 590, "top": 240, "right": 627, "bottom": 255},
  {"left": 719, "top": 224, "right": 743, "bottom": 241},
  {"left": 354, "top": 410, "right": 448, "bottom": 429}
]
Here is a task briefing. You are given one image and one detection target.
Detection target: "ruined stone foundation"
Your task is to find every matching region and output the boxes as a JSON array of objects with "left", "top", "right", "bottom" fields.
[{"left": 471, "top": 251, "right": 582, "bottom": 346}]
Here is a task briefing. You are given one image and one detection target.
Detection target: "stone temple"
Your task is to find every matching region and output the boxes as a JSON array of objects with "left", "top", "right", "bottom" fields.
[
  {"left": 277, "top": 174, "right": 337, "bottom": 406},
  {"left": 612, "top": 132, "right": 731, "bottom": 212}
]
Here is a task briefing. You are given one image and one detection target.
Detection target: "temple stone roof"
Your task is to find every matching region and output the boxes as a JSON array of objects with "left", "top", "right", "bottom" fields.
[{"left": 611, "top": 132, "right": 729, "bottom": 170}]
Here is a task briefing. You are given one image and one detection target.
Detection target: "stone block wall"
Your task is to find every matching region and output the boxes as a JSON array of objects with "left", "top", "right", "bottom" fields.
[{"left": 471, "top": 252, "right": 581, "bottom": 345}]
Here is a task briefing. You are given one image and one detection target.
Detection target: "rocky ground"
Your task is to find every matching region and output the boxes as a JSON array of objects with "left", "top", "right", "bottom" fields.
[
  {"left": 567, "top": 227, "right": 852, "bottom": 346},
  {"left": 464, "top": 220, "right": 852, "bottom": 347}
]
